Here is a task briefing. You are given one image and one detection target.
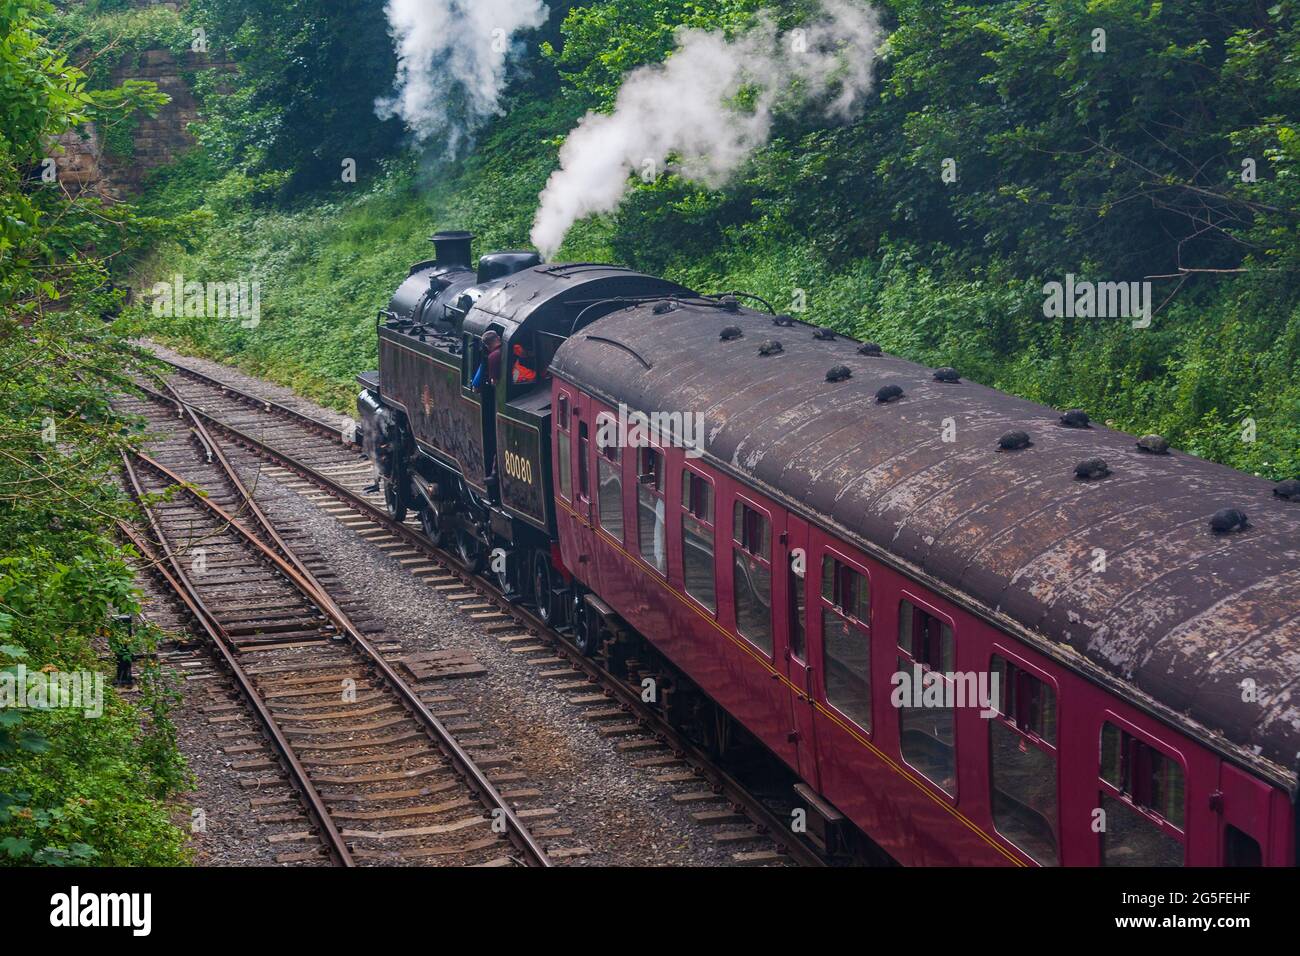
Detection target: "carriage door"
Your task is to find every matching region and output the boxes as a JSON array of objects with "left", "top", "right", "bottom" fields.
[
  {"left": 782, "top": 514, "right": 821, "bottom": 788},
  {"left": 1216, "top": 763, "right": 1272, "bottom": 865},
  {"left": 571, "top": 400, "right": 597, "bottom": 589}
]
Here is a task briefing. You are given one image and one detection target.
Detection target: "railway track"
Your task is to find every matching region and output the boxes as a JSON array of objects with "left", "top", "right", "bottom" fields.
[
  {"left": 114, "top": 379, "right": 554, "bottom": 867},
  {"left": 124, "top": 349, "right": 829, "bottom": 866}
]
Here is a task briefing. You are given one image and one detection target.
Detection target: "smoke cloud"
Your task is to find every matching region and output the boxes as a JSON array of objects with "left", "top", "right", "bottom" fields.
[
  {"left": 376, "top": 0, "right": 549, "bottom": 154},
  {"left": 531, "top": 0, "right": 884, "bottom": 258}
]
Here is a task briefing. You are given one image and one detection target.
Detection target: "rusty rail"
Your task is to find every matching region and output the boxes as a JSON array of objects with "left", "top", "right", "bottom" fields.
[{"left": 118, "top": 460, "right": 355, "bottom": 867}]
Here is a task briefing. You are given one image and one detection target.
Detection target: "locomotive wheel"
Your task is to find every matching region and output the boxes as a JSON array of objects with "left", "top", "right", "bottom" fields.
[
  {"left": 456, "top": 527, "right": 485, "bottom": 573},
  {"left": 494, "top": 548, "right": 514, "bottom": 595},
  {"left": 571, "top": 592, "right": 600, "bottom": 656},
  {"left": 419, "top": 499, "right": 450, "bottom": 548},
  {"left": 532, "top": 551, "right": 558, "bottom": 624},
  {"left": 384, "top": 476, "right": 408, "bottom": 523}
]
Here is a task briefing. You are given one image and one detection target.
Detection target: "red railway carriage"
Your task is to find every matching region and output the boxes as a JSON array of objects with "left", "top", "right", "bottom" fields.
[{"left": 547, "top": 298, "right": 1300, "bottom": 867}]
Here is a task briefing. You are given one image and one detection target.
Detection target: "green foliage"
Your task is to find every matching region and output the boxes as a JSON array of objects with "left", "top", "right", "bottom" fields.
[
  {"left": 874, "top": 0, "right": 1300, "bottom": 277},
  {"left": 545, "top": 0, "right": 765, "bottom": 108},
  {"left": 0, "top": 0, "right": 190, "bottom": 866},
  {"left": 185, "top": 0, "right": 405, "bottom": 194},
  {"left": 45, "top": 5, "right": 192, "bottom": 89}
]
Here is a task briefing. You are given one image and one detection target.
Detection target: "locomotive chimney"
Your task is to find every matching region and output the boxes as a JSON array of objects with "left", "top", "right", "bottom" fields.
[{"left": 429, "top": 230, "right": 475, "bottom": 269}]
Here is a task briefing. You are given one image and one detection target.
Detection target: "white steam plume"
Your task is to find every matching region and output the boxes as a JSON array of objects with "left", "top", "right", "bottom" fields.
[
  {"left": 376, "top": 0, "right": 549, "bottom": 153},
  {"left": 531, "top": 0, "right": 883, "bottom": 258}
]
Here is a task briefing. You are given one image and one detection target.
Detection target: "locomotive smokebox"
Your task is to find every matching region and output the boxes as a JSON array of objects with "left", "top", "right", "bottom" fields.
[{"left": 430, "top": 230, "right": 475, "bottom": 268}]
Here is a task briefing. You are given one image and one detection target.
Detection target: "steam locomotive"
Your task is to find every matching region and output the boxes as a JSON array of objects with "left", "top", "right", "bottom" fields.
[{"left": 359, "top": 231, "right": 1300, "bottom": 866}]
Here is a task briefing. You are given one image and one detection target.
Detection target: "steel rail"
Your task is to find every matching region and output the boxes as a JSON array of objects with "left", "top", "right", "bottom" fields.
[
  {"left": 118, "top": 459, "right": 355, "bottom": 867},
  {"left": 141, "top": 364, "right": 826, "bottom": 867},
  {"left": 149, "top": 354, "right": 354, "bottom": 443},
  {"left": 126, "top": 384, "right": 552, "bottom": 867}
]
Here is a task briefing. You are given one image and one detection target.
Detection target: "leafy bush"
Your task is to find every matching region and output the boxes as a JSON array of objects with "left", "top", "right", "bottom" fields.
[{"left": 1, "top": 0, "right": 190, "bottom": 866}]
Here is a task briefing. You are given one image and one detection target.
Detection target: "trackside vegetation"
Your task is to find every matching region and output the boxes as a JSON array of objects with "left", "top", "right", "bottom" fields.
[{"left": 1, "top": 0, "right": 190, "bottom": 865}]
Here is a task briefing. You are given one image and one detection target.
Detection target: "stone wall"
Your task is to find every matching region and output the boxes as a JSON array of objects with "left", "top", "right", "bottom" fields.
[
  {"left": 52, "top": 8, "right": 233, "bottom": 197},
  {"left": 107, "top": 48, "right": 208, "bottom": 193},
  {"left": 51, "top": 122, "right": 111, "bottom": 198}
]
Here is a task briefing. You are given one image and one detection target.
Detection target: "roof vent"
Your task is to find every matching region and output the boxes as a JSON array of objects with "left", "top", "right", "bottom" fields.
[
  {"left": 1136, "top": 434, "right": 1170, "bottom": 455},
  {"left": 758, "top": 340, "right": 783, "bottom": 356},
  {"left": 720, "top": 295, "right": 740, "bottom": 312},
  {"left": 1273, "top": 479, "right": 1300, "bottom": 501},
  {"left": 720, "top": 325, "right": 743, "bottom": 341},
  {"left": 652, "top": 300, "right": 676, "bottom": 315},
  {"left": 1210, "top": 508, "right": 1249, "bottom": 534},
  {"left": 813, "top": 327, "right": 836, "bottom": 341},
  {"left": 1074, "top": 457, "right": 1110, "bottom": 480},
  {"left": 876, "top": 384, "right": 904, "bottom": 404},
  {"left": 932, "top": 366, "right": 960, "bottom": 383},
  {"left": 773, "top": 314, "right": 795, "bottom": 327},
  {"left": 998, "top": 430, "right": 1032, "bottom": 451},
  {"left": 1060, "top": 409, "right": 1091, "bottom": 429},
  {"left": 827, "top": 365, "right": 852, "bottom": 382},
  {"left": 858, "top": 342, "right": 883, "bottom": 356}
]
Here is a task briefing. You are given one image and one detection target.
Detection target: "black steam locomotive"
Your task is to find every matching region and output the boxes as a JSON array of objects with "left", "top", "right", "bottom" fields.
[{"left": 357, "top": 231, "right": 692, "bottom": 613}]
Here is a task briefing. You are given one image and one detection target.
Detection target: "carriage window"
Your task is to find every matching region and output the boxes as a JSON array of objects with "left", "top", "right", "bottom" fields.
[
  {"left": 681, "top": 471, "right": 715, "bottom": 612},
  {"left": 897, "top": 600, "right": 956, "bottom": 795},
  {"left": 821, "top": 557, "right": 870, "bottom": 732},
  {"left": 596, "top": 423, "right": 623, "bottom": 540},
  {"left": 1224, "top": 825, "right": 1262, "bottom": 867},
  {"left": 683, "top": 471, "right": 713, "bottom": 522},
  {"left": 822, "top": 557, "right": 870, "bottom": 622},
  {"left": 789, "top": 561, "right": 806, "bottom": 660},
  {"left": 989, "top": 656, "right": 1059, "bottom": 865},
  {"left": 557, "top": 431, "right": 571, "bottom": 500},
  {"left": 1099, "top": 723, "right": 1185, "bottom": 866},
  {"left": 732, "top": 501, "right": 772, "bottom": 655},
  {"left": 637, "top": 447, "right": 666, "bottom": 575},
  {"left": 577, "top": 421, "right": 590, "bottom": 499},
  {"left": 556, "top": 396, "right": 571, "bottom": 500}
]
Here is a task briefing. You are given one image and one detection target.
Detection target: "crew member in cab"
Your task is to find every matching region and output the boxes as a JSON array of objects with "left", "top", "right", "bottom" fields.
[
  {"left": 511, "top": 342, "right": 537, "bottom": 385},
  {"left": 472, "top": 330, "right": 503, "bottom": 390}
]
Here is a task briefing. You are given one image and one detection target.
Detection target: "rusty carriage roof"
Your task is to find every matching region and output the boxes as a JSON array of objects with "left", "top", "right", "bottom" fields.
[{"left": 550, "top": 299, "right": 1300, "bottom": 790}]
